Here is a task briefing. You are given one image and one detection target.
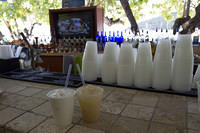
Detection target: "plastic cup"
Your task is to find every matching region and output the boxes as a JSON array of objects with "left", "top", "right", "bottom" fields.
[
  {"left": 82, "top": 41, "right": 98, "bottom": 81},
  {"left": 77, "top": 85, "right": 104, "bottom": 122},
  {"left": 101, "top": 42, "right": 119, "bottom": 83},
  {"left": 47, "top": 89, "right": 76, "bottom": 127},
  {"left": 172, "top": 34, "right": 193, "bottom": 91},
  {"left": 134, "top": 43, "right": 153, "bottom": 88},
  {"left": 197, "top": 82, "right": 200, "bottom": 112}
]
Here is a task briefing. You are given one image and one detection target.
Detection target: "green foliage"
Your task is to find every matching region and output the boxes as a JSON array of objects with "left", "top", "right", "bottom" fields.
[
  {"left": 151, "top": 0, "right": 200, "bottom": 22},
  {"left": 0, "top": 0, "right": 62, "bottom": 38}
]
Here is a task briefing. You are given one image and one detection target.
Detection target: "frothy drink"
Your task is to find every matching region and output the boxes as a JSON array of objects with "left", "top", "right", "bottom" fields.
[
  {"left": 77, "top": 85, "right": 103, "bottom": 122},
  {"left": 47, "top": 89, "right": 76, "bottom": 127}
]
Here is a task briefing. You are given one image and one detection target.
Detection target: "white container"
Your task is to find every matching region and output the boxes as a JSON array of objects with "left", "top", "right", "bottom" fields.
[
  {"left": 82, "top": 41, "right": 98, "bottom": 81},
  {"left": 134, "top": 43, "right": 153, "bottom": 88},
  {"left": 101, "top": 42, "right": 119, "bottom": 84},
  {"left": 117, "top": 44, "right": 136, "bottom": 86},
  {"left": 197, "top": 82, "right": 200, "bottom": 112},
  {"left": 0, "top": 45, "right": 14, "bottom": 59},
  {"left": 171, "top": 34, "right": 193, "bottom": 91},
  {"left": 47, "top": 89, "right": 76, "bottom": 127},
  {"left": 97, "top": 53, "right": 103, "bottom": 78},
  {"left": 152, "top": 39, "right": 172, "bottom": 90}
]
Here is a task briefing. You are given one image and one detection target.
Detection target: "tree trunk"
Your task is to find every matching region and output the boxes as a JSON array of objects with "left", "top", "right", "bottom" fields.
[
  {"left": 14, "top": 18, "right": 20, "bottom": 37},
  {"left": 186, "top": 0, "right": 191, "bottom": 17},
  {"left": 119, "top": 0, "right": 138, "bottom": 34},
  {"left": 90, "top": 0, "right": 95, "bottom": 6},
  {"left": 3, "top": 19, "right": 15, "bottom": 40}
]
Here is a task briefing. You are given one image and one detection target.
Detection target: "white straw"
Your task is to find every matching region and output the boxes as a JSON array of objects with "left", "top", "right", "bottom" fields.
[
  {"left": 65, "top": 64, "right": 72, "bottom": 88},
  {"left": 76, "top": 64, "right": 85, "bottom": 85}
]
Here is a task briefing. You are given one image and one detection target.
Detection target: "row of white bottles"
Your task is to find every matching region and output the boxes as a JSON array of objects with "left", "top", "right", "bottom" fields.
[{"left": 82, "top": 34, "right": 193, "bottom": 92}]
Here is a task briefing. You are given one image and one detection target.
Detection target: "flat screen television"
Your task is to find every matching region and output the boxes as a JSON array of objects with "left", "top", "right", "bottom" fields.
[{"left": 49, "top": 6, "right": 104, "bottom": 41}]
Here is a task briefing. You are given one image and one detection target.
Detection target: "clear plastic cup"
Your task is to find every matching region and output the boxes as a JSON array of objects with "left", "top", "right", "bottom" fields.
[
  {"left": 134, "top": 43, "right": 153, "bottom": 88},
  {"left": 101, "top": 42, "right": 119, "bottom": 83},
  {"left": 82, "top": 41, "right": 98, "bottom": 81},
  {"left": 117, "top": 44, "right": 135, "bottom": 86},
  {"left": 152, "top": 39, "right": 172, "bottom": 90},
  {"left": 197, "top": 82, "right": 200, "bottom": 112},
  {"left": 77, "top": 85, "right": 104, "bottom": 122},
  {"left": 47, "top": 89, "right": 76, "bottom": 127},
  {"left": 172, "top": 34, "right": 193, "bottom": 91}
]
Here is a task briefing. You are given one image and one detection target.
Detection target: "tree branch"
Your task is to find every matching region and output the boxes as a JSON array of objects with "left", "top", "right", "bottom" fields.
[
  {"left": 104, "top": 16, "right": 124, "bottom": 26},
  {"left": 90, "top": 0, "right": 95, "bottom": 6},
  {"left": 87, "top": 0, "right": 91, "bottom": 6},
  {"left": 96, "top": 0, "right": 104, "bottom": 6},
  {"left": 119, "top": 0, "right": 138, "bottom": 35},
  {"left": 173, "top": 4, "right": 200, "bottom": 34},
  {"left": 3, "top": 19, "right": 15, "bottom": 40}
]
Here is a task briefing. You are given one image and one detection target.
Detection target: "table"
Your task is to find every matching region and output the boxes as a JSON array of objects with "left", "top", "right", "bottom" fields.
[{"left": 0, "top": 78, "right": 199, "bottom": 133}]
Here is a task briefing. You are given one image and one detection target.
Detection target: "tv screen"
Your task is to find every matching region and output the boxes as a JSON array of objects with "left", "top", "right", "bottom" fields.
[{"left": 57, "top": 11, "right": 94, "bottom": 39}]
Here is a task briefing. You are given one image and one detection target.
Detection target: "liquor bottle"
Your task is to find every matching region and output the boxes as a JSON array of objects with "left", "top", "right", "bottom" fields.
[
  {"left": 145, "top": 31, "right": 149, "bottom": 42},
  {"left": 108, "top": 31, "right": 112, "bottom": 42},
  {"left": 193, "top": 27, "right": 199, "bottom": 45},
  {"left": 139, "top": 29, "right": 144, "bottom": 42},
  {"left": 112, "top": 31, "right": 115, "bottom": 42},
  {"left": 116, "top": 31, "right": 120, "bottom": 45},
  {"left": 154, "top": 28, "right": 159, "bottom": 45},
  {"left": 104, "top": 32, "right": 107, "bottom": 44},
  {"left": 120, "top": 31, "right": 124, "bottom": 45}
]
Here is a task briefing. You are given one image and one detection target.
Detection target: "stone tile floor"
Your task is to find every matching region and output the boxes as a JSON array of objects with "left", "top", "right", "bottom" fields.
[{"left": 0, "top": 78, "right": 199, "bottom": 133}]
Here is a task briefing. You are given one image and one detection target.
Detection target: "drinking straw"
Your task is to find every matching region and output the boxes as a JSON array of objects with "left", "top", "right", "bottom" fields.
[
  {"left": 76, "top": 64, "right": 85, "bottom": 85},
  {"left": 64, "top": 64, "right": 72, "bottom": 88}
]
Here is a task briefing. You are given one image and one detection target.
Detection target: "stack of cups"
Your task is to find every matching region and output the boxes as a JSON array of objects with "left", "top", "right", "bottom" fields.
[
  {"left": 0, "top": 45, "right": 14, "bottom": 59},
  {"left": 82, "top": 41, "right": 98, "bottom": 81},
  {"left": 101, "top": 42, "right": 119, "bottom": 84},
  {"left": 172, "top": 34, "right": 194, "bottom": 91},
  {"left": 97, "top": 53, "right": 103, "bottom": 78},
  {"left": 117, "top": 43, "right": 136, "bottom": 86},
  {"left": 134, "top": 43, "right": 153, "bottom": 88},
  {"left": 152, "top": 39, "right": 172, "bottom": 90}
]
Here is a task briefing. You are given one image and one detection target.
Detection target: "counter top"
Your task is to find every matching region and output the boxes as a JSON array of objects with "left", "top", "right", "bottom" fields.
[{"left": 0, "top": 78, "right": 199, "bottom": 133}]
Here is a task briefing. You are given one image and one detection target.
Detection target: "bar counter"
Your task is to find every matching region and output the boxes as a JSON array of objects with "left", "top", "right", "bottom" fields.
[{"left": 0, "top": 78, "right": 200, "bottom": 133}]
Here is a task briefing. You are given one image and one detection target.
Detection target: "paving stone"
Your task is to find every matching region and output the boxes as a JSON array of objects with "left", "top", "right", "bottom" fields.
[
  {"left": 14, "top": 97, "right": 46, "bottom": 111},
  {"left": 157, "top": 95, "right": 187, "bottom": 112},
  {"left": 105, "top": 90, "right": 133, "bottom": 103},
  {"left": 152, "top": 108, "right": 186, "bottom": 128},
  {"left": 131, "top": 92, "right": 159, "bottom": 107},
  {"left": 101, "top": 100, "right": 126, "bottom": 115},
  {"left": 122, "top": 104, "right": 154, "bottom": 120},
  {"left": 5, "top": 85, "right": 26, "bottom": 93},
  {"left": 109, "top": 116, "right": 149, "bottom": 133},
  {"left": 73, "top": 107, "right": 82, "bottom": 124},
  {"left": 188, "top": 101, "right": 200, "bottom": 114},
  {"left": 187, "top": 113, "right": 200, "bottom": 130},
  {"left": 0, "top": 93, "right": 26, "bottom": 106},
  {"left": 32, "top": 89, "right": 50, "bottom": 100},
  {"left": 68, "top": 125, "right": 104, "bottom": 133},
  {"left": 6, "top": 112, "right": 46, "bottom": 133},
  {"left": 0, "top": 107, "right": 24, "bottom": 126},
  {"left": 17, "top": 87, "right": 42, "bottom": 96},
  {"left": 188, "top": 129, "right": 200, "bottom": 133},
  {"left": 79, "top": 112, "right": 118, "bottom": 131},
  {"left": 0, "top": 104, "right": 7, "bottom": 111},
  {"left": 29, "top": 118, "right": 73, "bottom": 133},
  {"left": 32, "top": 102, "right": 53, "bottom": 117},
  {"left": 149, "top": 122, "right": 185, "bottom": 133}
]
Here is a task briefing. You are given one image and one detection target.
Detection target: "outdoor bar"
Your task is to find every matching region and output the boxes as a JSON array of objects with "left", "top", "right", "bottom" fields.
[{"left": 0, "top": 0, "right": 200, "bottom": 133}]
